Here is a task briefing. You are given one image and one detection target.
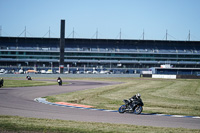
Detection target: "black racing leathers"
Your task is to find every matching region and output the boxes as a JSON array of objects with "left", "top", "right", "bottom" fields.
[{"left": 129, "top": 95, "right": 143, "bottom": 109}]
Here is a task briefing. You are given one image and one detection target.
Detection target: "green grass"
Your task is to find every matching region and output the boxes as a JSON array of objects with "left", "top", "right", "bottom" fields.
[
  {"left": 2, "top": 79, "right": 59, "bottom": 87},
  {"left": 1, "top": 78, "right": 200, "bottom": 132},
  {"left": 46, "top": 78, "right": 200, "bottom": 116},
  {"left": 0, "top": 115, "right": 200, "bottom": 133}
]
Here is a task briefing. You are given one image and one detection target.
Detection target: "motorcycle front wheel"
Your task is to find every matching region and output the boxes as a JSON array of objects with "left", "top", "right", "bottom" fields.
[
  {"left": 118, "top": 105, "right": 126, "bottom": 113},
  {"left": 134, "top": 105, "right": 143, "bottom": 114}
]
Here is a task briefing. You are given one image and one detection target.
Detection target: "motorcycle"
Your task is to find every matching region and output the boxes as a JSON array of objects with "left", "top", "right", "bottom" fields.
[
  {"left": 0, "top": 82, "right": 3, "bottom": 88},
  {"left": 26, "top": 76, "right": 32, "bottom": 80},
  {"left": 57, "top": 79, "right": 62, "bottom": 86},
  {"left": 118, "top": 98, "right": 144, "bottom": 114},
  {"left": 0, "top": 78, "right": 3, "bottom": 88}
]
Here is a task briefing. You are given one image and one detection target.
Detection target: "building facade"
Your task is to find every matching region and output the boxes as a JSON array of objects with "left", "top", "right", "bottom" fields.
[{"left": 0, "top": 37, "right": 200, "bottom": 73}]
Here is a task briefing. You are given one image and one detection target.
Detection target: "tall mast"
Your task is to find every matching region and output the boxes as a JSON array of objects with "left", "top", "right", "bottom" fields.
[
  {"left": 143, "top": 29, "right": 144, "bottom": 40},
  {"left": 166, "top": 29, "right": 168, "bottom": 40},
  {"left": 119, "top": 28, "right": 121, "bottom": 39},
  {"left": 96, "top": 28, "right": 98, "bottom": 39},
  {"left": 49, "top": 27, "right": 51, "bottom": 38},
  {"left": 25, "top": 26, "right": 26, "bottom": 37},
  {"left": 73, "top": 27, "right": 75, "bottom": 38},
  {"left": 188, "top": 30, "right": 190, "bottom": 41}
]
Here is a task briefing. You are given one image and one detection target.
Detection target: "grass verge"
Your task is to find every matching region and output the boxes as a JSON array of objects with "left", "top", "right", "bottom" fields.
[
  {"left": 0, "top": 115, "right": 200, "bottom": 133},
  {"left": 46, "top": 77, "right": 200, "bottom": 116},
  {"left": 1, "top": 79, "right": 65, "bottom": 88}
]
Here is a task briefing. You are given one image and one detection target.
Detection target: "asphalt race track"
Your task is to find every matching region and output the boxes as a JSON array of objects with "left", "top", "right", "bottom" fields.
[{"left": 0, "top": 80, "right": 200, "bottom": 129}]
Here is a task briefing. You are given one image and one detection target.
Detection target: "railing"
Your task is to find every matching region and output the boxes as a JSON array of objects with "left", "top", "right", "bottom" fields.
[{"left": 1, "top": 46, "right": 200, "bottom": 54}]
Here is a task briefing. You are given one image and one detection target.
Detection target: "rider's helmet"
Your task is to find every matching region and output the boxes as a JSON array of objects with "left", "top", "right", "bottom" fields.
[{"left": 136, "top": 93, "right": 141, "bottom": 99}]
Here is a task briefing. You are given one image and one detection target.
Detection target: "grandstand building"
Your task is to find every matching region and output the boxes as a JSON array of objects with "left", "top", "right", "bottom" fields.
[{"left": 0, "top": 36, "right": 200, "bottom": 73}]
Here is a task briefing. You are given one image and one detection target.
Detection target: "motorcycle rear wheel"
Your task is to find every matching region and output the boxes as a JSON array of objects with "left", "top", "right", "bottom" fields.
[{"left": 118, "top": 105, "right": 126, "bottom": 113}]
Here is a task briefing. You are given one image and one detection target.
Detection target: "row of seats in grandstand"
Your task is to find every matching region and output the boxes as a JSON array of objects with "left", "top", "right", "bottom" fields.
[
  {"left": 63, "top": 47, "right": 200, "bottom": 53},
  {"left": 2, "top": 46, "right": 200, "bottom": 53},
  {"left": 1, "top": 57, "right": 199, "bottom": 64},
  {"left": 3, "top": 40, "right": 200, "bottom": 50}
]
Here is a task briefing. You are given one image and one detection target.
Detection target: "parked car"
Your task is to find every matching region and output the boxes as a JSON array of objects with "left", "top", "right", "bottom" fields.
[
  {"left": 85, "top": 70, "right": 92, "bottom": 74},
  {"left": 19, "top": 69, "right": 24, "bottom": 74},
  {"left": 100, "top": 70, "right": 110, "bottom": 74},
  {"left": 76, "top": 70, "right": 85, "bottom": 74},
  {"left": 92, "top": 70, "right": 99, "bottom": 74},
  {"left": 40, "top": 70, "right": 46, "bottom": 74},
  {"left": 0, "top": 69, "right": 6, "bottom": 74},
  {"left": 64, "top": 71, "right": 69, "bottom": 74},
  {"left": 26, "top": 70, "right": 38, "bottom": 74},
  {"left": 46, "top": 70, "right": 53, "bottom": 74}
]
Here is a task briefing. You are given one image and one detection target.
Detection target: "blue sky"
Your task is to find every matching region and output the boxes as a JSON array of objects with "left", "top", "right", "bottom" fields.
[{"left": 0, "top": 0, "right": 200, "bottom": 40}]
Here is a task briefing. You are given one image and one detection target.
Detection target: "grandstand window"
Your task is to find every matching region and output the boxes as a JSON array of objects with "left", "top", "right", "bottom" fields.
[
  {"left": 0, "top": 51, "right": 8, "bottom": 54},
  {"left": 11, "top": 52, "right": 16, "bottom": 54},
  {"left": 111, "top": 53, "right": 115, "bottom": 56},
  {"left": 51, "top": 53, "right": 59, "bottom": 55},
  {"left": 4, "top": 56, "right": 16, "bottom": 59}
]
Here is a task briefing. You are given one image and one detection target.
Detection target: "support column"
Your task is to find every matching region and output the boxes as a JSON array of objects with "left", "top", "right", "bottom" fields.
[{"left": 59, "top": 20, "right": 65, "bottom": 73}]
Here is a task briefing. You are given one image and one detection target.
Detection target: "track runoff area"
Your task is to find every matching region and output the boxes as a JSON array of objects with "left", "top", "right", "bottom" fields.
[{"left": 35, "top": 97, "right": 200, "bottom": 119}]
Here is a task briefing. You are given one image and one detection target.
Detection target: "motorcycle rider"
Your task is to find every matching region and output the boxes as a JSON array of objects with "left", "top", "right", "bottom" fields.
[
  {"left": 128, "top": 93, "right": 143, "bottom": 110},
  {"left": 26, "top": 75, "right": 32, "bottom": 80},
  {"left": 0, "top": 78, "right": 4, "bottom": 88},
  {"left": 131, "top": 93, "right": 141, "bottom": 101},
  {"left": 57, "top": 77, "right": 62, "bottom": 86}
]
